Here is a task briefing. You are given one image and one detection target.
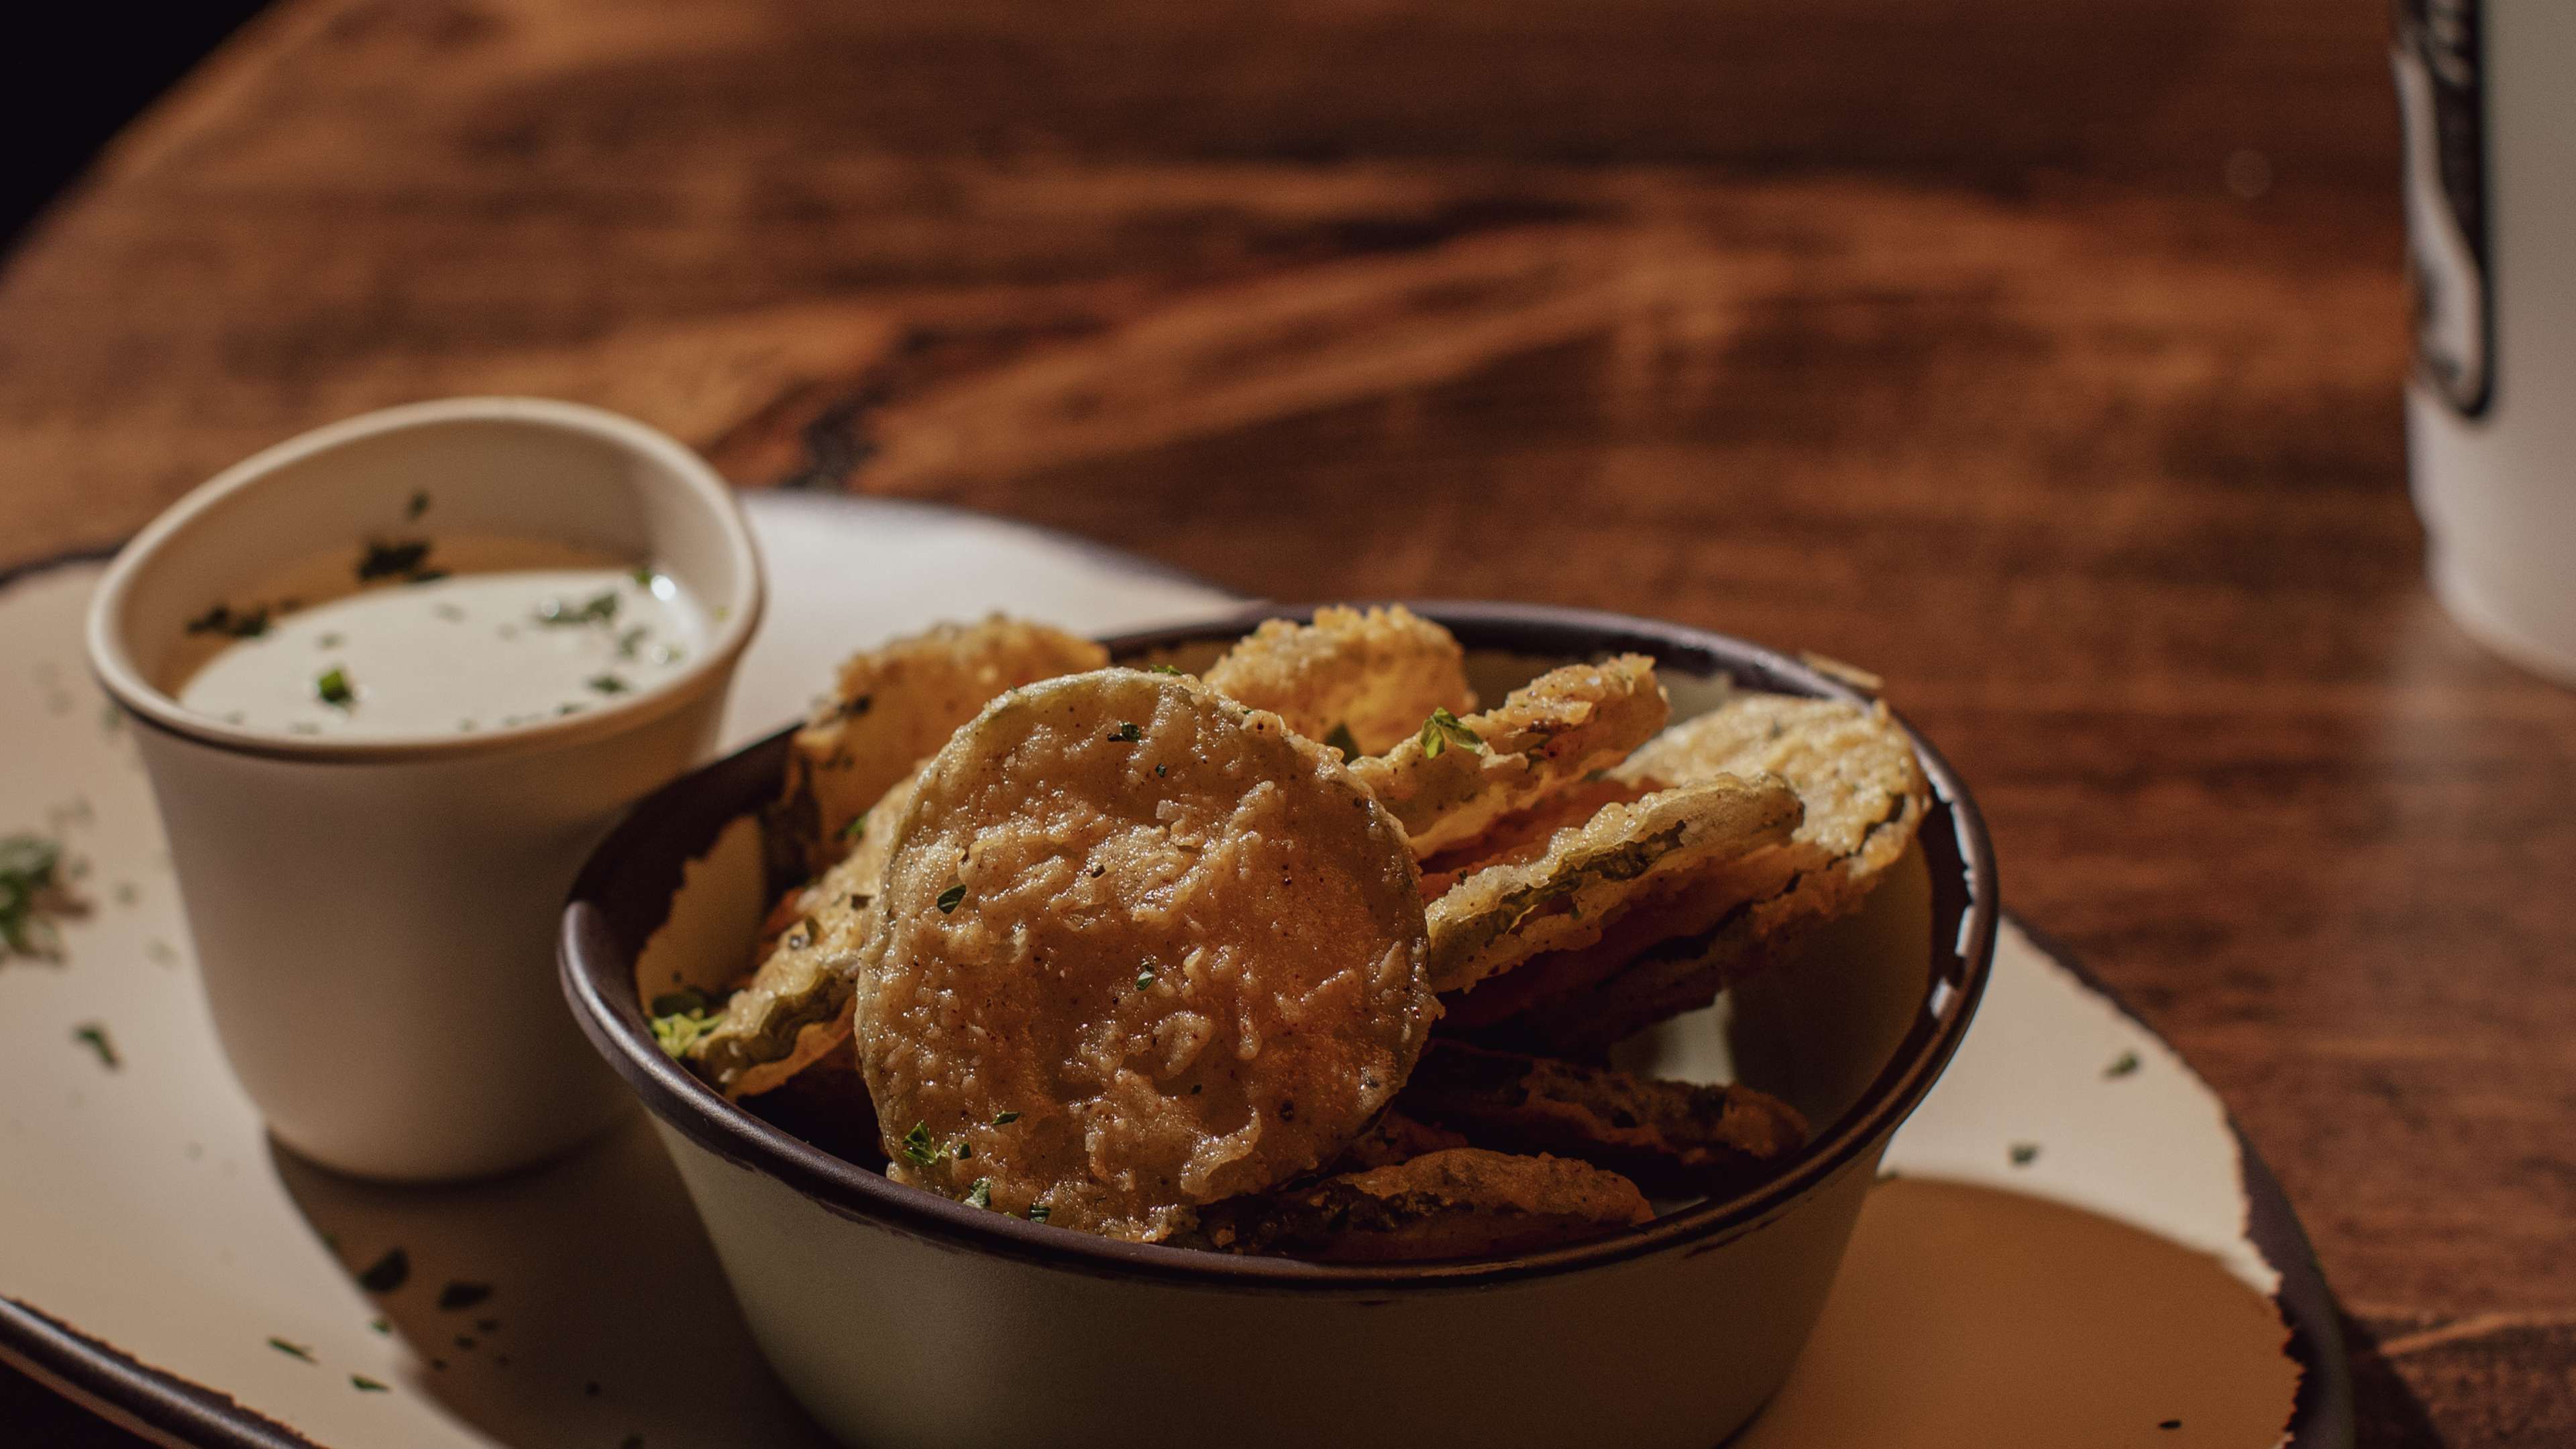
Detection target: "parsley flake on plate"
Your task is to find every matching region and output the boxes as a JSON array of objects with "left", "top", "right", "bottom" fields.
[
  {"left": 0, "top": 835, "right": 69, "bottom": 961},
  {"left": 936, "top": 883, "right": 966, "bottom": 914},
  {"left": 1108, "top": 722, "right": 1144, "bottom": 742},
  {"left": 965, "top": 1178, "right": 993, "bottom": 1210},
  {"left": 71, "top": 1022, "right": 118, "bottom": 1070},
  {"left": 268, "top": 1337, "right": 315, "bottom": 1362},
  {"left": 315, "top": 667, "right": 356, "bottom": 710},
  {"left": 901, "top": 1122, "right": 940, "bottom": 1169}
]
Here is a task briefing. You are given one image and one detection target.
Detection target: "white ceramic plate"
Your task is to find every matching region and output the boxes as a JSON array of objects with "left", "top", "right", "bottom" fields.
[{"left": 0, "top": 492, "right": 2349, "bottom": 1448}]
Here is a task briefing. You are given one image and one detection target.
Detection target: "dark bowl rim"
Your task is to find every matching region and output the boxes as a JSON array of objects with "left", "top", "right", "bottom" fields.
[{"left": 560, "top": 599, "right": 1999, "bottom": 1291}]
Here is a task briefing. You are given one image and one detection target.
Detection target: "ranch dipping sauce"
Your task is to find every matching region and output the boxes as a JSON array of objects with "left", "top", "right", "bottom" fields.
[{"left": 169, "top": 529, "right": 711, "bottom": 740}]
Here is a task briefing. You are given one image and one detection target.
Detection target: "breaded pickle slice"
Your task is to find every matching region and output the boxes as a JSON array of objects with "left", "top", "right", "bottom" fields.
[
  {"left": 688, "top": 769, "right": 921, "bottom": 1098},
  {"left": 1395, "top": 1042, "right": 1807, "bottom": 1197},
  {"left": 1202, "top": 605, "right": 1477, "bottom": 756},
  {"left": 777, "top": 616, "right": 1106, "bottom": 872},
  {"left": 1330, "top": 1111, "right": 1474, "bottom": 1173},
  {"left": 1185, "top": 1147, "right": 1652, "bottom": 1262},
  {"left": 1485, "top": 694, "right": 1929, "bottom": 1053},
  {"left": 857, "top": 669, "right": 1434, "bottom": 1242},
  {"left": 1348, "top": 654, "right": 1669, "bottom": 856},
  {"left": 1424, "top": 775, "right": 1801, "bottom": 994}
]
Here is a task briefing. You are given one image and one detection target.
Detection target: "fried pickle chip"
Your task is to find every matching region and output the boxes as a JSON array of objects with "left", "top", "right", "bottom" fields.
[
  {"left": 777, "top": 616, "right": 1106, "bottom": 873},
  {"left": 1395, "top": 1042, "right": 1806, "bottom": 1197},
  {"left": 856, "top": 669, "right": 1435, "bottom": 1242},
  {"left": 1332, "top": 1111, "right": 1474, "bottom": 1173},
  {"left": 1424, "top": 776, "right": 1802, "bottom": 994},
  {"left": 1348, "top": 655, "right": 1669, "bottom": 857},
  {"left": 1474, "top": 693, "right": 1929, "bottom": 1054},
  {"left": 1184, "top": 1147, "right": 1652, "bottom": 1262},
  {"left": 1201, "top": 605, "right": 1477, "bottom": 755},
  {"left": 690, "top": 769, "right": 922, "bottom": 1098}
]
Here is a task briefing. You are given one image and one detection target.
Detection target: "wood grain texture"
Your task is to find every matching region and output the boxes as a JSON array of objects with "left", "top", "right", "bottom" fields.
[{"left": 2, "top": 1, "right": 2567, "bottom": 1444}]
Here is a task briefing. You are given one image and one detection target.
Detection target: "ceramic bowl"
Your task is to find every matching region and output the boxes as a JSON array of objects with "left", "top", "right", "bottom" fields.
[
  {"left": 560, "top": 602, "right": 1996, "bottom": 1449},
  {"left": 89, "top": 397, "right": 765, "bottom": 1181}
]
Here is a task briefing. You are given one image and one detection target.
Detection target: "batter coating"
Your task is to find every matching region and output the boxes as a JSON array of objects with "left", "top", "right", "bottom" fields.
[
  {"left": 1424, "top": 775, "right": 1803, "bottom": 994},
  {"left": 1183, "top": 1147, "right": 1653, "bottom": 1261},
  {"left": 1466, "top": 694, "right": 1929, "bottom": 1052},
  {"left": 1348, "top": 655, "right": 1669, "bottom": 856},
  {"left": 856, "top": 669, "right": 1435, "bottom": 1241},
  {"left": 1202, "top": 605, "right": 1477, "bottom": 756},
  {"left": 691, "top": 768, "right": 922, "bottom": 1098},
  {"left": 777, "top": 616, "right": 1107, "bottom": 872}
]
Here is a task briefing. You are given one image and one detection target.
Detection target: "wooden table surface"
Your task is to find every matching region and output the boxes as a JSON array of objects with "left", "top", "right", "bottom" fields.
[{"left": 3, "top": 1, "right": 2569, "bottom": 1444}]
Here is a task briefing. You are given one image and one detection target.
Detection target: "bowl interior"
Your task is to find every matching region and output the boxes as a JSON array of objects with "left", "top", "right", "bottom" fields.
[{"left": 563, "top": 602, "right": 1994, "bottom": 1281}]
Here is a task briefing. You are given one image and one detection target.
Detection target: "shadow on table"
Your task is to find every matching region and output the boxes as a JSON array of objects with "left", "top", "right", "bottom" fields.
[
  {"left": 1729, "top": 1177, "right": 2310, "bottom": 1448},
  {"left": 270, "top": 1116, "right": 832, "bottom": 1448}
]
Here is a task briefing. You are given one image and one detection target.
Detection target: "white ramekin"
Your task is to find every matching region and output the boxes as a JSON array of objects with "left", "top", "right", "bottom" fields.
[{"left": 88, "top": 397, "right": 765, "bottom": 1181}]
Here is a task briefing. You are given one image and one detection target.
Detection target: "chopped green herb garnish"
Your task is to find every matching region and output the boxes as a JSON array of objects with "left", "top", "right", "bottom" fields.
[
  {"left": 370, "top": 1318, "right": 390, "bottom": 1335},
  {"left": 268, "top": 1337, "right": 315, "bottom": 1362},
  {"left": 535, "top": 591, "right": 621, "bottom": 627},
  {"left": 936, "top": 883, "right": 966, "bottom": 914},
  {"left": 350, "top": 1375, "right": 390, "bottom": 1393},
  {"left": 1026, "top": 1204, "right": 1050, "bottom": 1224},
  {"left": 316, "top": 667, "right": 356, "bottom": 709},
  {"left": 630, "top": 566, "right": 655, "bottom": 588},
  {"left": 1135, "top": 967, "right": 1157, "bottom": 990},
  {"left": 615, "top": 626, "right": 649, "bottom": 659},
  {"left": 953, "top": 1140, "right": 972, "bottom": 1160},
  {"left": 436, "top": 1281, "right": 492, "bottom": 1311},
  {"left": 407, "top": 490, "right": 430, "bottom": 519},
  {"left": 1146, "top": 663, "right": 1184, "bottom": 676},
  {"left": 406, "top": 570, "right": 449, "bottom": 586},
  {"left": 356, "top": 539, "right": 433, "bottom": 582},
  {"left": 71, "top": 1023, "right": 118, "bottom": 1070},
  {"left": 356, "top": 1248, "right": 411, "bottom": 1293},
  {"left": 0, "top": 834, "right": 68, "bottom": 961},
  {"left": 1109, "top": 722, "right": 1144, "bottom": 742},
  {"left": 184, "top": 602, "right": 271, "bottom": 639},
  {"left": 1322, "top": 722, "right": 1360, "bottom": 763},
  {"left": 649, "top": 996, "right": 722, "bottom": 1058},
  {"left": 317, "top": 633, "right": 345, "bottom": 649},
  {"left": 965, "top": 1178, "right": 992, "bottom": 1210},
  {"left": 1417, "top": 706, "right": 1485, "bottom": 759},
  {"left": 993, "top": 1110, "right": 1020, "bottom": 1125},
  {"left": 588, "top": 674, "right": 630, "bottom": 695},
  {"left": 901, "top": 1122, "right": 939, "bottom": 1168},
  {"left": 2105, "top": 1051, "right": 2141, "bottom": 1079},
  {"left": 2008, "top": 1142, "right": 2040, "bottom": 1167},
  {"left": 841, "top": 811, "right": 870, "bottom": 841}
]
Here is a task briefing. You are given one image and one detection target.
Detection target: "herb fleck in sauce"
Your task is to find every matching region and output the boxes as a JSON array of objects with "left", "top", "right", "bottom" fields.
[{"left": 171, "top": 537, "right": 705, "bottom": 739}]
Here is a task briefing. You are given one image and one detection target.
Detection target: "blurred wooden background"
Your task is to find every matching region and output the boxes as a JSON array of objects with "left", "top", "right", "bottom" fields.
[{"left": 2, "top": 1, "right": 2570, "bottom": 1444}]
